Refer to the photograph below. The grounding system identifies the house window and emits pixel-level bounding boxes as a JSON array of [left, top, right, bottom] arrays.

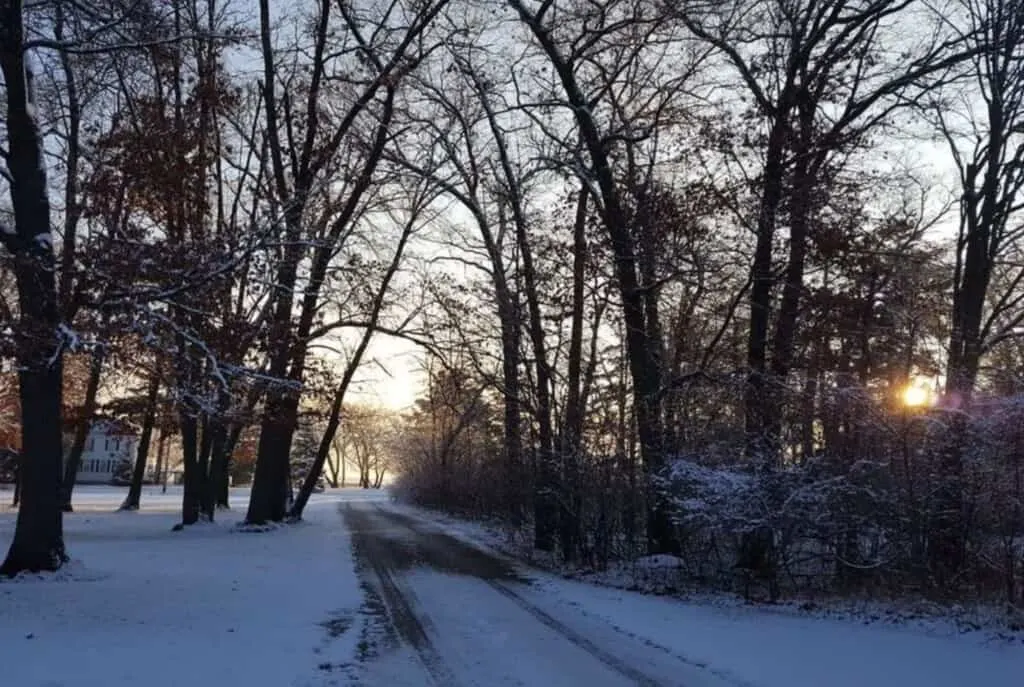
[[87, 438, 94, 451]]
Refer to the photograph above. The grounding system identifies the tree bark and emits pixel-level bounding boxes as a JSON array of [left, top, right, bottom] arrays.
[[201, 420, 227, 520], [766, 112, 816, 460], [745, 118, 788, 465], [153, 428, 168, 488], [61, 346, 104, 511], [559, 189, 589, 560], [0, 0, 67, 576], [12, 454, 22, 507], [120, 373, 161, 511], [498, 294, 524, 518], [177, 409, 201, 527], [207, 421, 231, 511]]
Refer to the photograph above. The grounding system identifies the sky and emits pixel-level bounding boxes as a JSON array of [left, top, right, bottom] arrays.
[[341, 334, 424, 411]]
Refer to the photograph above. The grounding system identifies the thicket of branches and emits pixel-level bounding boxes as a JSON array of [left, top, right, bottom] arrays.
[[387, 0, 1024, 604], [1, 0, 1023, 604]]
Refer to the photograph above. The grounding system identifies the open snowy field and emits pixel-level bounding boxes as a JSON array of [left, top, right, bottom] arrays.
[[0, 486, 383, 687], [2, 486, 1023, 687]]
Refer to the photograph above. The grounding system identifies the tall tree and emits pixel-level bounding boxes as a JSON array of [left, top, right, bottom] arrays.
[[940, 0, 1024, 400], [244, 0, 450, 525], [507, 0, 692, 553], [930, 0, 1024, 584], [679, 0, 973, 463], [0, 0, 68, 575]]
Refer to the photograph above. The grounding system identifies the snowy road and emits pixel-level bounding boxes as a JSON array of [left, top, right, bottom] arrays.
[[343, 501, 732, 687], [4, 488, 1021, 687]]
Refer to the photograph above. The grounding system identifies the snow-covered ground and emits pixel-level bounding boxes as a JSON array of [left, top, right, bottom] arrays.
[[3, 486, 1023, 687], [0, 486, 384, 687], [386, 500, 1024, 687]]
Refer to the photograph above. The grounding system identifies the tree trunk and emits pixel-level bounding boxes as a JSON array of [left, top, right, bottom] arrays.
[[0, 0, 67, 575], [217, 455, 231, 508], [199, 389, 231, 520], [194, 414, 215, 521], [208, 426, 231, 511], [177, 410, 201, 527], [12, 454, 22, 507], [55, 0, 83, 321], [219, 421, 249, 509], [766, 128, 815, 462], [202, 421, 227, 520], [244, 0, 307, 526], [60, 345, 104, 512], [745, 118, 788, 465], [120, 373, 161, 511], [508, 202, 557, 553], [247, 390, 296, 524], [498, 299, 524, 519], [153, 428, 168, 489], [326, 447, 340, 488], [937, 51, 1012, 581], [291, 384, 343, 520], [559, 188, 589, 561]]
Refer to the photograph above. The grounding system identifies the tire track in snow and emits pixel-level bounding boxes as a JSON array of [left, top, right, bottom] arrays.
[[485, 580, 662, 686], [344, 503, 462, 687], [368, 503, 665, 686]]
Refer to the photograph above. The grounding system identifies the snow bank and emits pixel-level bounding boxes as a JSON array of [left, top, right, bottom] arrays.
[[535, 577, 1024, 687], [0, 487, 367, 687]]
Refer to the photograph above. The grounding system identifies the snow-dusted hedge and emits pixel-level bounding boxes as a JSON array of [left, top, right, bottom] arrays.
[[395, 389, 1024, 604], [659, 400, 1024, 602]]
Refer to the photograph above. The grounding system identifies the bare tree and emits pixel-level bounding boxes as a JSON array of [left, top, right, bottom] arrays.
[[939, 0, 1024, 399], [507, 0, 699, 553], [677, 0, 974, 463], [244, 0, 450, 525], [289, 179, 437, 519], [0, 0, 67, 574], [929, 0, 1024, 583]]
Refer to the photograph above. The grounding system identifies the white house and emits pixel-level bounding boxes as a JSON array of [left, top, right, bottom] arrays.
[[64, 418, 139, 484]]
